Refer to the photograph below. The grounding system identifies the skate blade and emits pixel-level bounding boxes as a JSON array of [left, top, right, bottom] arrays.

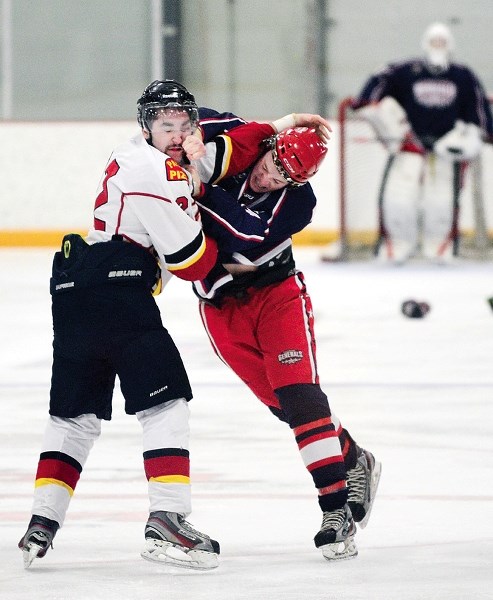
[[22, 543, 44, 569], [358, 460, 382, 529], [141, 540, 219, 571], [320, 535, 358, 562]]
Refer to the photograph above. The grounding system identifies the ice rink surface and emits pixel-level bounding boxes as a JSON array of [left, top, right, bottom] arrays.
[[1, 247, 492, 600]]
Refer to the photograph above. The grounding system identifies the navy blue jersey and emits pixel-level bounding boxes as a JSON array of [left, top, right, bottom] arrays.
[[193, 108, 317, 302], [193, 173, 316, 301], [353, 59, 493, 148], [198, 108, 246, 139], [197, 109, 276, 184]]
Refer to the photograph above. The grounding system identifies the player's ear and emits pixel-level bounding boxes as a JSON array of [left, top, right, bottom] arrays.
[[143, 129, 151, 140]]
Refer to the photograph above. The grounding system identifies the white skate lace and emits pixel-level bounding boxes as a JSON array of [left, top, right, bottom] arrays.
[[320, 507, 346, 531], [347, 462, 367, 503], [179, 517, 210, 540]]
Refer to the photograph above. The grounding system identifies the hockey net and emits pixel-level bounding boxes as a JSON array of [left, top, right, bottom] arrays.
[[328, 96, 493, 261]]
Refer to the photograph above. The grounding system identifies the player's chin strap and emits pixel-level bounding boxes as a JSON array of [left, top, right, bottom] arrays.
[[272, 150, 306, 188]]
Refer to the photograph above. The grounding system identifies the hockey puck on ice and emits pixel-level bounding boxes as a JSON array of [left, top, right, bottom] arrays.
[[401, 299, 431, 319]]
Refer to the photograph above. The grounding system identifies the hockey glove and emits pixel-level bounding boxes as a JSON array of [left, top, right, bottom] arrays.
[[434, 120, 482, 161]]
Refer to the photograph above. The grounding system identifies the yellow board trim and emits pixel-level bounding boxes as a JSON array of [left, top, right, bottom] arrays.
[[149, 475, 190, 484], [292, 228, 489, 246], [1, 229, 339, 248], [35, 477, 74, 496], [1, 228, 489, 248], [292, 229, 340, 246], [0, 230, 87, 247]]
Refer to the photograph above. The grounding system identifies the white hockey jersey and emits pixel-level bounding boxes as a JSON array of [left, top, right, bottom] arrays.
[[86, 133, 217, 283]]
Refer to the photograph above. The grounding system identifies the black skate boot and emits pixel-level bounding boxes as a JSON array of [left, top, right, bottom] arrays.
[[314, 504, 357, 561], [18, 515, 59, 568], [141, 511, 220, 570], [347, 448, 382, 528]]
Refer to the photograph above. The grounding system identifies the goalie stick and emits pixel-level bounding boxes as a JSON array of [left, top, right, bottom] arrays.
[[373, 154, 395, 256], [452, 160, 461, 256]]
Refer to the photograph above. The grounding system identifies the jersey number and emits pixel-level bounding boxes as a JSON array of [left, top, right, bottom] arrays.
[[94, 159, 120, 231], [176, 196, 189, 211]]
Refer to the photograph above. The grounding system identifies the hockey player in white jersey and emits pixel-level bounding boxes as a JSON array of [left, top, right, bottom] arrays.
[[353, 22, 493, 263], [18, 80, 221, 570]]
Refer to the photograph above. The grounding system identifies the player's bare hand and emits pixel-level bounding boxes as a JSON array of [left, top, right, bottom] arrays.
[[182, 163, 203, 197], [183, 135, 206, 161], [293, 113, 332, 143]]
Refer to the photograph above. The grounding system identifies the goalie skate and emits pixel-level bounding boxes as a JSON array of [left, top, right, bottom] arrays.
[[314, 504, 357, 561], [347, 448, 382, 529], [141, 511, 219, 571]]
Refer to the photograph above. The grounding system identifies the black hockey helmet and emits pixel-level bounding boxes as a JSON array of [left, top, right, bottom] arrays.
[[137, 79, 199, 131]]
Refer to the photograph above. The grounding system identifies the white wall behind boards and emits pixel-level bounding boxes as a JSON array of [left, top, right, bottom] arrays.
[[0, 121, 487, 245], [0, 121, 339, 241], [0, 122, 137, 231]]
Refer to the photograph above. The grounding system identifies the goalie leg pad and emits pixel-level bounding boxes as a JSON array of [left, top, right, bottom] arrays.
[[379, 152, 424, 262], [421, 155, 459, 260]]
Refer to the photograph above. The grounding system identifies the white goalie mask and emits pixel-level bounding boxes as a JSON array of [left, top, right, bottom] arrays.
[[421, 22, 454, 74]]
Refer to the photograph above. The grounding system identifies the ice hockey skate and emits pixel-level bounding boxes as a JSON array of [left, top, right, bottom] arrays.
[[141, 511, 220, 570], [18, 515, 59, 568], [347, 448, 382, 529], [314, 504, 357, 561]]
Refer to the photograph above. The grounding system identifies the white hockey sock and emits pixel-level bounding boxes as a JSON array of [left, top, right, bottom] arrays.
[[137, 399, 192, 516], [32, 414, 101, 526]]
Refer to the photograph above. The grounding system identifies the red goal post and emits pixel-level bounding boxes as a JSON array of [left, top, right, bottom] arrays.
[[336, 95, 493, 260]]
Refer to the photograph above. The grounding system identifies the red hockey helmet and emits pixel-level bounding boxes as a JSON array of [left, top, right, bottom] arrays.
[[270, 127, 328, 186]]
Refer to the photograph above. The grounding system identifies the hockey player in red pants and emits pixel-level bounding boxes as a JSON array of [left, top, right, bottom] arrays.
[[186, 120, 382, 560]]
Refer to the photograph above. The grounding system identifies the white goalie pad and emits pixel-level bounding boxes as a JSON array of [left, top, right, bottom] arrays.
[[434, 120, 483, 161], [355, 97, 410, 154], [378, 152, 423, 263]]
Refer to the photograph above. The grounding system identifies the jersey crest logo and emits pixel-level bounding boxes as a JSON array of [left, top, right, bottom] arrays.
[[413, 80, 457, 108], [278, 349, 303, 365], [165, 158, 188, 182]]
